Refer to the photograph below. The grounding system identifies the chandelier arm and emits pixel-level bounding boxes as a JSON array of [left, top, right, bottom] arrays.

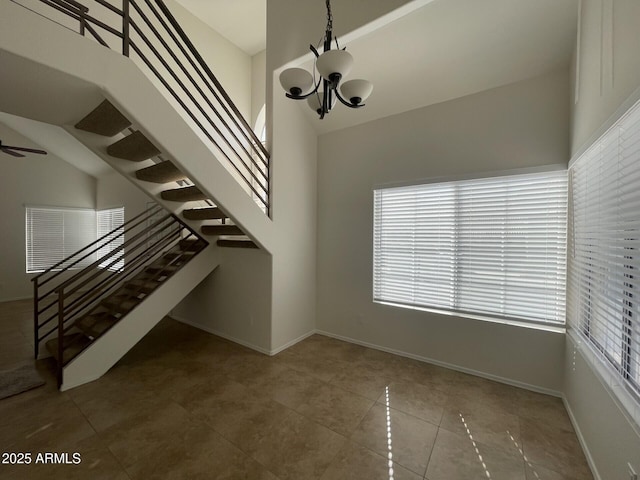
[[334, 88, 365, 109], [309, 44, 320, 58], [284, 77, 321, 100]]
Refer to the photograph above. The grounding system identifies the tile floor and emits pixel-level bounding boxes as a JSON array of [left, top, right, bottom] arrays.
[[0, 299, 593, 479]]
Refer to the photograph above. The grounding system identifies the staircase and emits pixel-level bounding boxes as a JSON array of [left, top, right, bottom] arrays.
[[4, 0, 277, 389], [73, 99, 259, 249]]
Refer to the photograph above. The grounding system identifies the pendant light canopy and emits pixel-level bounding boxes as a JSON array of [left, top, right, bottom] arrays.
[[278, 0, 373, 119]]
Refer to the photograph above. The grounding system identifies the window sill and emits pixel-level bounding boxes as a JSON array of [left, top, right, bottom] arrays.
[[374, 300, 566, 334]]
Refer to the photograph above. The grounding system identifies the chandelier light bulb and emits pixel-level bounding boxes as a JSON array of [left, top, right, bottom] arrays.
[[279, 0, 371, 118], [316, 50, 353, 86], [340, 79, 373, 105], [279, 68, 314, 96]]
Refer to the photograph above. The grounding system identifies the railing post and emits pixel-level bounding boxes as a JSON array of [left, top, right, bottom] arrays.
[[78, 4, 88, 36], [33, 278, 39, 359], [122, 0, 130, 57], [57, 288, 64, 389]]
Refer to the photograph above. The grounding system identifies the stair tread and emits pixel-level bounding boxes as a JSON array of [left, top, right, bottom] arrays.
[[136, 160, 187, 184], [183, 207, 227, 220], [179, 238, 207, 251], [107, 130, 161, 162], [75, 313, 118, 339], [161, 186, 208, 202], [201, 224, 244, 236], [75, 100, 131, 137], [45, 333, 92, 364], [101, 294, 142, 313], [217, 238, 258, 249]]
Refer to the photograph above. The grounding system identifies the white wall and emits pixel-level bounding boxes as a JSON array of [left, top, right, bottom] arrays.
[[571, 0, 640, 154], [0, 122, 96, 301], [164, 0, 252, 121], [172, 248, 273, 353], [96, 170, 150, 220], [316, 68, 570, 392], [267, 0, 414, 72], [268, 92, 318, 351], [251, 49, 266, 131], [565, 1, 640, 478]]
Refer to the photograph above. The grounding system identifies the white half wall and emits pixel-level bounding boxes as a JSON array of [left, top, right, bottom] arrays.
[[0, 122, 96, 302], [317, 68, 570, 392]]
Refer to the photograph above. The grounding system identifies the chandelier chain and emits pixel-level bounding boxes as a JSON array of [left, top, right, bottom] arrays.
[[325, 0, 333, 34]]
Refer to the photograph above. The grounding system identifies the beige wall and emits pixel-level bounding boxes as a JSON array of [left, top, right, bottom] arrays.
[[251, 49, 266, 131], [0, 122, 96, 301], [172, 248, 273, 353], [565, 1, 640, 478], [96, 170, 150, 221], [316, 68, 570, 392], [571, 0, 640, 154]]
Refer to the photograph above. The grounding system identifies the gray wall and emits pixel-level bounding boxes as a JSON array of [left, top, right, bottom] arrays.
[[0, 122, 96, 301], [317, 68, 570, 392]]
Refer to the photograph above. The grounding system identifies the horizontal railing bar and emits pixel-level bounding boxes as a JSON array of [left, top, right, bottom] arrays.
[[93, 0, 124, 16], [138, 0, 269, 172], [60, 227, 183, 316], [33, 204, 162, 283], [82, 15, 123, 39], [60, 228, 194, 326], [129, 43, 268, 204], [26, 0, 271, 215], [131, 2, 268, 181], [53, 212, 173, 293], [152, 0, 270, 163], [37, 213, 166, 302], [39, 0, 82, 20], [128, 21, 268, 194], [60, 227, 183, 323]]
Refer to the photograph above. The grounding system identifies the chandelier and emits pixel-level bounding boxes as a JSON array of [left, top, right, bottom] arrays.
[[279, 0, 373, 119]]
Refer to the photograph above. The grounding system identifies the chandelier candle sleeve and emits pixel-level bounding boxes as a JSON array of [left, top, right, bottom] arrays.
[[278, 0, 373, 119]]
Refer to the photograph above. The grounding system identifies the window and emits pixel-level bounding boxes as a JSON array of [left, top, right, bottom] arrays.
[[97, 207, 125, 271], [568, 99, 640, 400], [373, 170, 568, 326], [25, 206, 97, 273]]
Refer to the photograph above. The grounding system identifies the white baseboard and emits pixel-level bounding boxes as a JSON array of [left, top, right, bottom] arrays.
[[170, 315, 272, 355], [315, 329, 563, 398], [562, 395, 601, 480], [169, 315, 315, 356], [270, 330, 316, 356]]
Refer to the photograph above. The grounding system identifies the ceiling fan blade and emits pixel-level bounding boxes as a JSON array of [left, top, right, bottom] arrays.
[[2, 145, 47, 155], [0, 147, 25, 158]]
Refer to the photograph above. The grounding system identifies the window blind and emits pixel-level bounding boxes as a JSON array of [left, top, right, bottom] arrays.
[[568, 99, 640, 398], [25, 206, 97, 273], [373, 170, 568, 325], [97, 207, 125, 271]]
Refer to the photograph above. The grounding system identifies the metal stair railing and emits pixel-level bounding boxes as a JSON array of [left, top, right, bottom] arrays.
[[11, 0, 271, 216], [31, 204, 208, 387]]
